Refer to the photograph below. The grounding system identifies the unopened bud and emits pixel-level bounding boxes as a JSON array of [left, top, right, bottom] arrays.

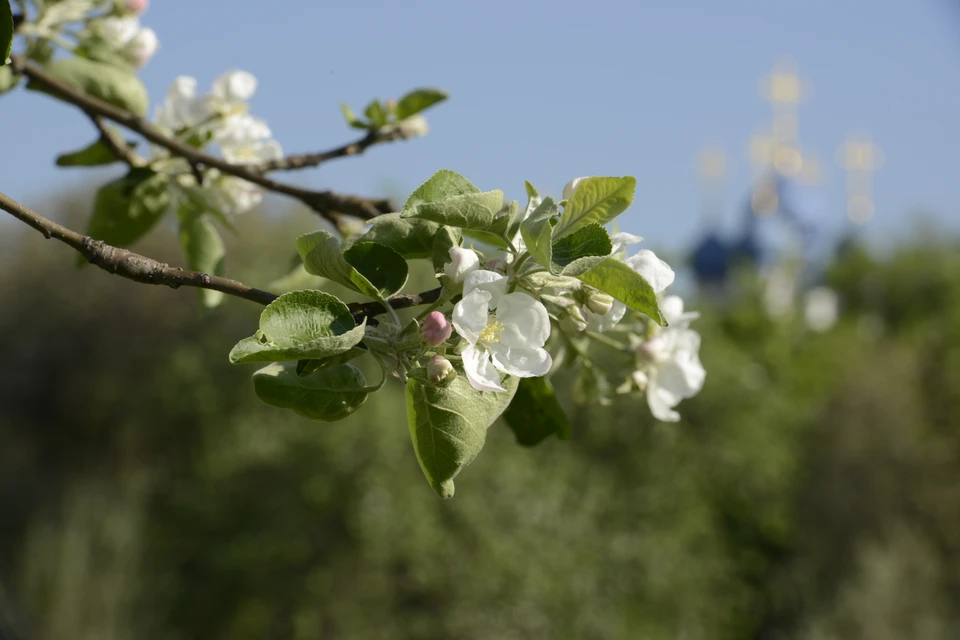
[[585, 292, 615, 316], [562, 176, 590, 201], [427, 355, 456, 385], [421, 311, 452, 346], [385, 98, 397, 112], [123, 0, 149, 14], [443, 246, 480, 283]]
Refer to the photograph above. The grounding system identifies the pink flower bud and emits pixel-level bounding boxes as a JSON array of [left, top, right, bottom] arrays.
[[421, 311, 452, 346], [124, 0, 149, 14], [427, 355, 456, 385]]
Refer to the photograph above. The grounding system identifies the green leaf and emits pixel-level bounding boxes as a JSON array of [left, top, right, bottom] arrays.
[[296, 345, 367, 377], [74, 35, 137, 70], [406, 366, 518, 498], [339, 103, 369, 130], [491, 200, 517, 239], [401, 190, 505, 231], [56, 133, 137, 167], [177, 206, 226, 309], [252, 363, 370, 423], [431, 226, 461, 271], [297, 230, 408, 298], [503, 377, 572, 446], [27, 56, 149, 116], [520, 196, 559, 271], [403, 169, 480, 210], [551, 223, 612, 276], [82, 168, 170, 261], [0, 1, 13, 65], [229, 290, 366, 364], [353, 213, 439, 260], [343, 242, 408, 297], [507, 180, 540, 241], [555, 176, 636, 239], [576, 258, 666, 326], [364, 99, 388, 128], [394, 88, 448, 120]]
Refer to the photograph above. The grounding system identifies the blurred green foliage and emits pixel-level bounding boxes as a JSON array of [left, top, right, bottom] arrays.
[[2, 196, 960, 639]]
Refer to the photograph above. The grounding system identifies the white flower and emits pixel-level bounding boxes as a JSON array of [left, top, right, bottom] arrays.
[[804, 286, 839, 332], [443, 246, 480, 283], [452, 271, 552, 392], [216, 112, 282, 165], [207, 172, 264, 215], [634, 296, 705, 422], [153, 76, 212, 132], [127, 27, 158, 67], [212, 70, 258, 105]]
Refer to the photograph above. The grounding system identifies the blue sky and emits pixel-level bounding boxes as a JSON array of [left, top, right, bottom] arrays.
[[3, 0, 959, 252]]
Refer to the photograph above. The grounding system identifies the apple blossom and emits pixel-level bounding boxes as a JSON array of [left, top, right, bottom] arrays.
[[452, 271, 552, 392], [443, 246, 480, 283], [633, 296, 705, 422], [212, 70, 258, 106]]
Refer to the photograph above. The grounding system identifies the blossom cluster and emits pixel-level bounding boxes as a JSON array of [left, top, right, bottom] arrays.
[[153, 71, 283, 215], [25, 0, 158, 67], [419, 176, 707, 422]]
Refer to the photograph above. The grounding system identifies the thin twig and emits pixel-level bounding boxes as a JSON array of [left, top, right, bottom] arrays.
[[347, 288, 444, 320], [1, 190, 444, 320], [252, 129, 405, 173], [0, 190, 280, 305], [9, 55, 395, 222], [87, 114, 141, 167]]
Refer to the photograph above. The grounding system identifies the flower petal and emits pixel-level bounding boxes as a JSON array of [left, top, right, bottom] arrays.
[[451, 289, 491, 345], [609, 232, 644, 255], [646, 378, 681, 422], [212, 70, 257, 102], [625, 250, 675, 293], [462, 345, 506, 392], [463, 270, 507, 308], [660, 295, 700, 327], [496, 292, 551, 349], [489, 344, 552, 378]]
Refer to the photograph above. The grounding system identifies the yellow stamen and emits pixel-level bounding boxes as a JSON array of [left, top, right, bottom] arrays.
[[478, 319, 505, 344]]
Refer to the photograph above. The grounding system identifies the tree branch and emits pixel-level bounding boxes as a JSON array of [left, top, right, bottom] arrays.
[[9, 55, 395, 223], [0, 190, 279, 306], [253, 129, 406, 173], [88, 114, 141, 167], [346, 288, 443, 320], [1, 190, 444, 321]]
